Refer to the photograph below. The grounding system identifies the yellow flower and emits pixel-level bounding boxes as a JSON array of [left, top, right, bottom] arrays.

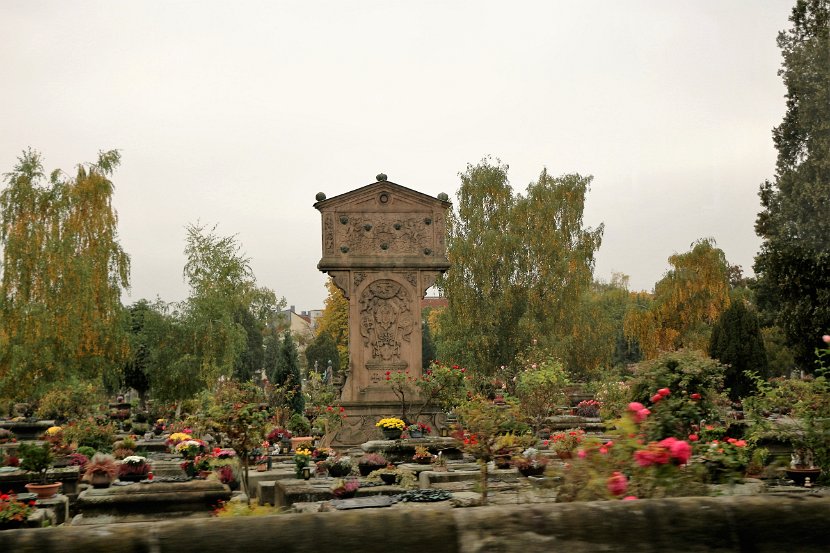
[[168, 432, 192, 444], [375, 417, 405, 430], [46, 426, 62, 436]]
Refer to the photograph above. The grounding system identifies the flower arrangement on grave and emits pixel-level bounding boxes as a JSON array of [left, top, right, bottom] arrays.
[[375, 417, 405, 431], [67, 452, 89, 472], [41, 425, 72, 456], [312, 447, 335, 461], [320, 455, 352, 477], [175, 438, 208, 459], [266, 427, 292, 443], [119, 455, 151, 479], [357, 452, 388, 476], [0, 428, 16, 444], [366, 464, 418, 488], [412, 446, 433, 464], [546, 428, 585, 457], [216, 464, 238, 488], [405, 422, 432, 437], [512, 447, 549, 475], [83, 453, 118, 486], [293, 446, 313, 478], [166, 432, 193, 448], [0, 492, 36, 526], [153, 418, 167, 435], [330, 477, 360, 498], [576, 399, 602, 418]]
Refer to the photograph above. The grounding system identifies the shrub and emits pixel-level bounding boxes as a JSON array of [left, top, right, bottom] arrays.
[[35, 380, 103, 421], [62, 418, 117, 452]]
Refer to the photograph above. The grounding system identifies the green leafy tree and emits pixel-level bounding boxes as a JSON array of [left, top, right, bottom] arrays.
[[421, 318, 437, 369], [275, 331, 304, 414], [709, 301, 769, 400], [0, 149, 130, 399], [624, 238, 731, 359], [175, 223, 282, 393], [124, 301, 153, 408], [316, 279, 349, 371], [438, 158, 603, 376], [754, 0, 830, 371], [233, 306, 264, 382], [305, 331, 339, 378]]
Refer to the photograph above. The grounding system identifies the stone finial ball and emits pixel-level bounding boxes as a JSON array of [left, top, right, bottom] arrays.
[[315, 192, 326, 201], [437, 192, 449, 201], [376, 173, 388, 182]]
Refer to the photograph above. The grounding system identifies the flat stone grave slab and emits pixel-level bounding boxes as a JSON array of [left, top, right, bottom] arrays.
[[73, 478, 230, 525], [0, 419, 56, 440], [274, 478, 405, 507], [330, 495, 400, 510]]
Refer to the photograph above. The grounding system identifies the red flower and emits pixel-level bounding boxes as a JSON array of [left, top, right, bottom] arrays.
[[690, 393, 702, 400], [688, 434, 699, 442], [657, 388, 670, 397], [650, 394, 662, 404], [622, 496, 638, 501]]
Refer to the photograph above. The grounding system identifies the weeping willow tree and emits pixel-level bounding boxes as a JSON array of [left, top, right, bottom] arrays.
[[0, 149, 130, 399]]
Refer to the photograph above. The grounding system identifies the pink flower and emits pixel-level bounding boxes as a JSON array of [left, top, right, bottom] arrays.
[[622, 496, 638, 501], [657, 388, 670, 397], [577, 449, 587, 459], [634, 408, 651, 424], [607, 471, 628, 496], [688, 434, 699, 442], [650, 394, 662, 404], [823, 335, 830, 344], [627, 402, 645, 413], [665, 438, 692, 464]]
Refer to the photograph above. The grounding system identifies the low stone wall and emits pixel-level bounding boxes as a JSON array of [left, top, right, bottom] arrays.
[[1, 494, 828, 552]]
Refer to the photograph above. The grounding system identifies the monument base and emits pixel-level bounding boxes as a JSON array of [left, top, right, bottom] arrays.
[[330, 402, 449, 448]]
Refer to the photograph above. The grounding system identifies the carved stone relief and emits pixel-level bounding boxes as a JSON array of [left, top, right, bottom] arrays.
[[329, 271, 350, 299], [337, 215, 432, 255], [354, 271, 367, 287], [359, 279, 414, 383], [324, 213, 334, 254], [434, 214, 446, 254]]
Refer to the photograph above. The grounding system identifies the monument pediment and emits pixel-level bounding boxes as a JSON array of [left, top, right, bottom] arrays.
[[315, 179, 451, 271]]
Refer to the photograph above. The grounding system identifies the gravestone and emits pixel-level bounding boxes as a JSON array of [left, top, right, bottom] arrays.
[[315, 175, 450, 445]]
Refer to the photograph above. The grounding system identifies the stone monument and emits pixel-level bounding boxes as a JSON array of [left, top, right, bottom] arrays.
[[314, 174, 450, 445]]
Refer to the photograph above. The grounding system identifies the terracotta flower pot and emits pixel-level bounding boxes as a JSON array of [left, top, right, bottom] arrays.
[[25, 482, 61, 499]]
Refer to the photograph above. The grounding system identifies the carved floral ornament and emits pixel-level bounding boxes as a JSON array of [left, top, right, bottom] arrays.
[[359, 279, 413, 369], [336, 214, 435, 256]]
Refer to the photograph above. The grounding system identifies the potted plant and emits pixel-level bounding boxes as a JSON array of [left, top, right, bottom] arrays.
[[119, 455, 151, 482], [375, 417, 405, 440], [267, 427, 293, 452], [357, 452, 388, 476], [18, 442, 60, 499], [293, 445, 313, 479], [320, 455, 352, 478], [547, 428, 586, 459], [431, 451, 449, 472], [83, 453, 119, 488], [412, 446, 433, 465], [330, 477, 360, 499], [405, 422, 432, 439], [512, 447, 549, 477]]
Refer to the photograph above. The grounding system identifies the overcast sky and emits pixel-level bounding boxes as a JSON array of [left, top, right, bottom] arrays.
[[1, 1, 793, 310]]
